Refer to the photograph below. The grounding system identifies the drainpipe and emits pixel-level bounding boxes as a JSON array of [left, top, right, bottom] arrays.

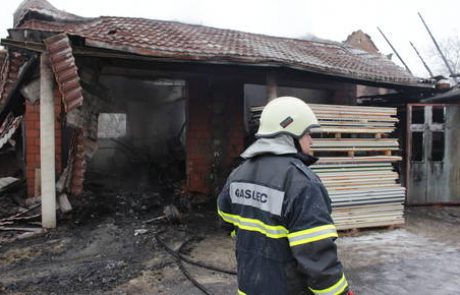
[[40, 52, 56, 228]]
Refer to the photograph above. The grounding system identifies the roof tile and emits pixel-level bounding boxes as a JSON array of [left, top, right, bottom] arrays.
[[44, 33, 83, 112], [16, 13, 421, 86], [0, 51, 27, 107]]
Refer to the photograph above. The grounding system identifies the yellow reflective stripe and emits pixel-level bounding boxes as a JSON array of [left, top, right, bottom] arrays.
[[237, 289, 247, 295], [230, 229, 236, 238], [218, 209, 288, 239], [309, 274, 348, 295], [288, 224, 338, 247]]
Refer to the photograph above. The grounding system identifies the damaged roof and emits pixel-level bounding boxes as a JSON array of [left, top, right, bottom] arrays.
[[0, 51, 28, 108], [8, 0, 427, 88]]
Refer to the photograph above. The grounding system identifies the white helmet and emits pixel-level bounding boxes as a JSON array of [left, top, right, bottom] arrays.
[[256, 96, 320, 138]]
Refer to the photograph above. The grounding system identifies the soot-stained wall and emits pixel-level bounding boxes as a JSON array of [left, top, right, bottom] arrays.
[[86, 76, 186, 190]]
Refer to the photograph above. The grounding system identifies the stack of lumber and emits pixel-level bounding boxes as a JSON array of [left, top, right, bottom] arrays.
[[250, 103, 405, 230]]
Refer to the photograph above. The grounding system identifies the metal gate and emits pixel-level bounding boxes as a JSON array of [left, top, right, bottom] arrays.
[[406, 103, 460, 204]]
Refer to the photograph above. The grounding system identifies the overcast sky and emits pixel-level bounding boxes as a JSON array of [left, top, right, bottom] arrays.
[[1, 0, 459, 77]]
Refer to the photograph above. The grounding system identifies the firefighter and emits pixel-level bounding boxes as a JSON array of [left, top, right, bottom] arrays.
[[217, 96, 352, 295]]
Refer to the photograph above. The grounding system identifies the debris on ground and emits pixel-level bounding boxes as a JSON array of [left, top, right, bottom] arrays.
[[0, 183, 44, 243], [1, 178, 460, 294]]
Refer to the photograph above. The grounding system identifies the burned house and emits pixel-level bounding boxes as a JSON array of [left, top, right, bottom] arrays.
[[3, 0, 457, 228]]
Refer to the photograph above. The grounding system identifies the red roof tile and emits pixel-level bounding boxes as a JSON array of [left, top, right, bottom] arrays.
[[0, 51, 27, 107], [13, 1, 424, 87], [44, 33, 84, 112]]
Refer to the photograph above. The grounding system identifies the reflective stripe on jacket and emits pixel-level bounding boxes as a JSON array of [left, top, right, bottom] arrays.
[[217, 153, 348, 295]]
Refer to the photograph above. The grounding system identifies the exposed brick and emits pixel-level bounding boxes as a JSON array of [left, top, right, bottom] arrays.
[[185, 78, 244, 196], [24, 88, 63, 197]]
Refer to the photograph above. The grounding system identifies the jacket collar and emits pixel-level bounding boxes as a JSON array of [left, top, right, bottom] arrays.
[[240, 135, 297, 159], [240, 135, 318, 167], [293, 152, 318, 166]]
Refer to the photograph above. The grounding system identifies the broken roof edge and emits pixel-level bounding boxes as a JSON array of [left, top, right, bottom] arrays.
[[1, 36, 434, 91], [0, 55, 37, 125], [11, 11, 429, 88], [83, 38, 434, 90]]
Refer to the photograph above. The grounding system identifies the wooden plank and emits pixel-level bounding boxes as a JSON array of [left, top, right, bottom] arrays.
[[251, 103, 397, 114], [311, 127, 395, 134], [334, 212, 404, 222], [312, 163, 393, 169], [330, 194, 406, 201], [327, 183, 403, 191], [336, 219, 405, 230], [0, 177, 20, 191], [318, 121, 396, 127], [313, 138, 398, 143], [332, 195, 405, 203], [314, 167, 391, 173], [322, 179, 397, 185], [317, 156, 402, 163], [251, 113, 398, 123], [323, 175, 398, 182], [312, 147, 399, 151], [329, 187, 405, 195], [0, 227, 43, 232], [34, 168, 41, 198], [313, 116, 398, 122], [333, 204, 404, 216], [316, 171, 398, 177]]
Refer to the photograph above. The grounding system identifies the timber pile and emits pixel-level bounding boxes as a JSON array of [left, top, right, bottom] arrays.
[[250, 103, 405, 230]]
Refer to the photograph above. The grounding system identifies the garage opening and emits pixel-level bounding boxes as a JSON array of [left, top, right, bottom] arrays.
[[85, 77, 187, 192]]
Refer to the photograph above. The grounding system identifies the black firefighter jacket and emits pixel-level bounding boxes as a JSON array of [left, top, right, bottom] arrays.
[[217, 153, 349, 295]]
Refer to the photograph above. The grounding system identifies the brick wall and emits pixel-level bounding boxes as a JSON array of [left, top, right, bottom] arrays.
[[25, 100, 40, 198], [186, 78, 213, 194], [210, 79, 244, 191], [344, 30, 379, 54], [24, 89, 63, 198], [186, 78, 245, 195]]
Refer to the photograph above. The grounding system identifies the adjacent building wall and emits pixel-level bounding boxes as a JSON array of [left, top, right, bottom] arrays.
[[344, 30, 392, 99]]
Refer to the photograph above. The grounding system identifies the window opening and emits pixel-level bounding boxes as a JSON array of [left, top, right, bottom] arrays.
[[431, 132, 444, 161], [411, 132, 423, 161], [98, 113, 127, 138], [411, 106, 425, 124], [432, 107, 445, 124]]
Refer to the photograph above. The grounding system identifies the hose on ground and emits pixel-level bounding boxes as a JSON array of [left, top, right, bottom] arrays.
[[154, 231, 236, 295]]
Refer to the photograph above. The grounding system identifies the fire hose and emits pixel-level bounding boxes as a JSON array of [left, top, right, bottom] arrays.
[[154, 231, 236, 295]]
